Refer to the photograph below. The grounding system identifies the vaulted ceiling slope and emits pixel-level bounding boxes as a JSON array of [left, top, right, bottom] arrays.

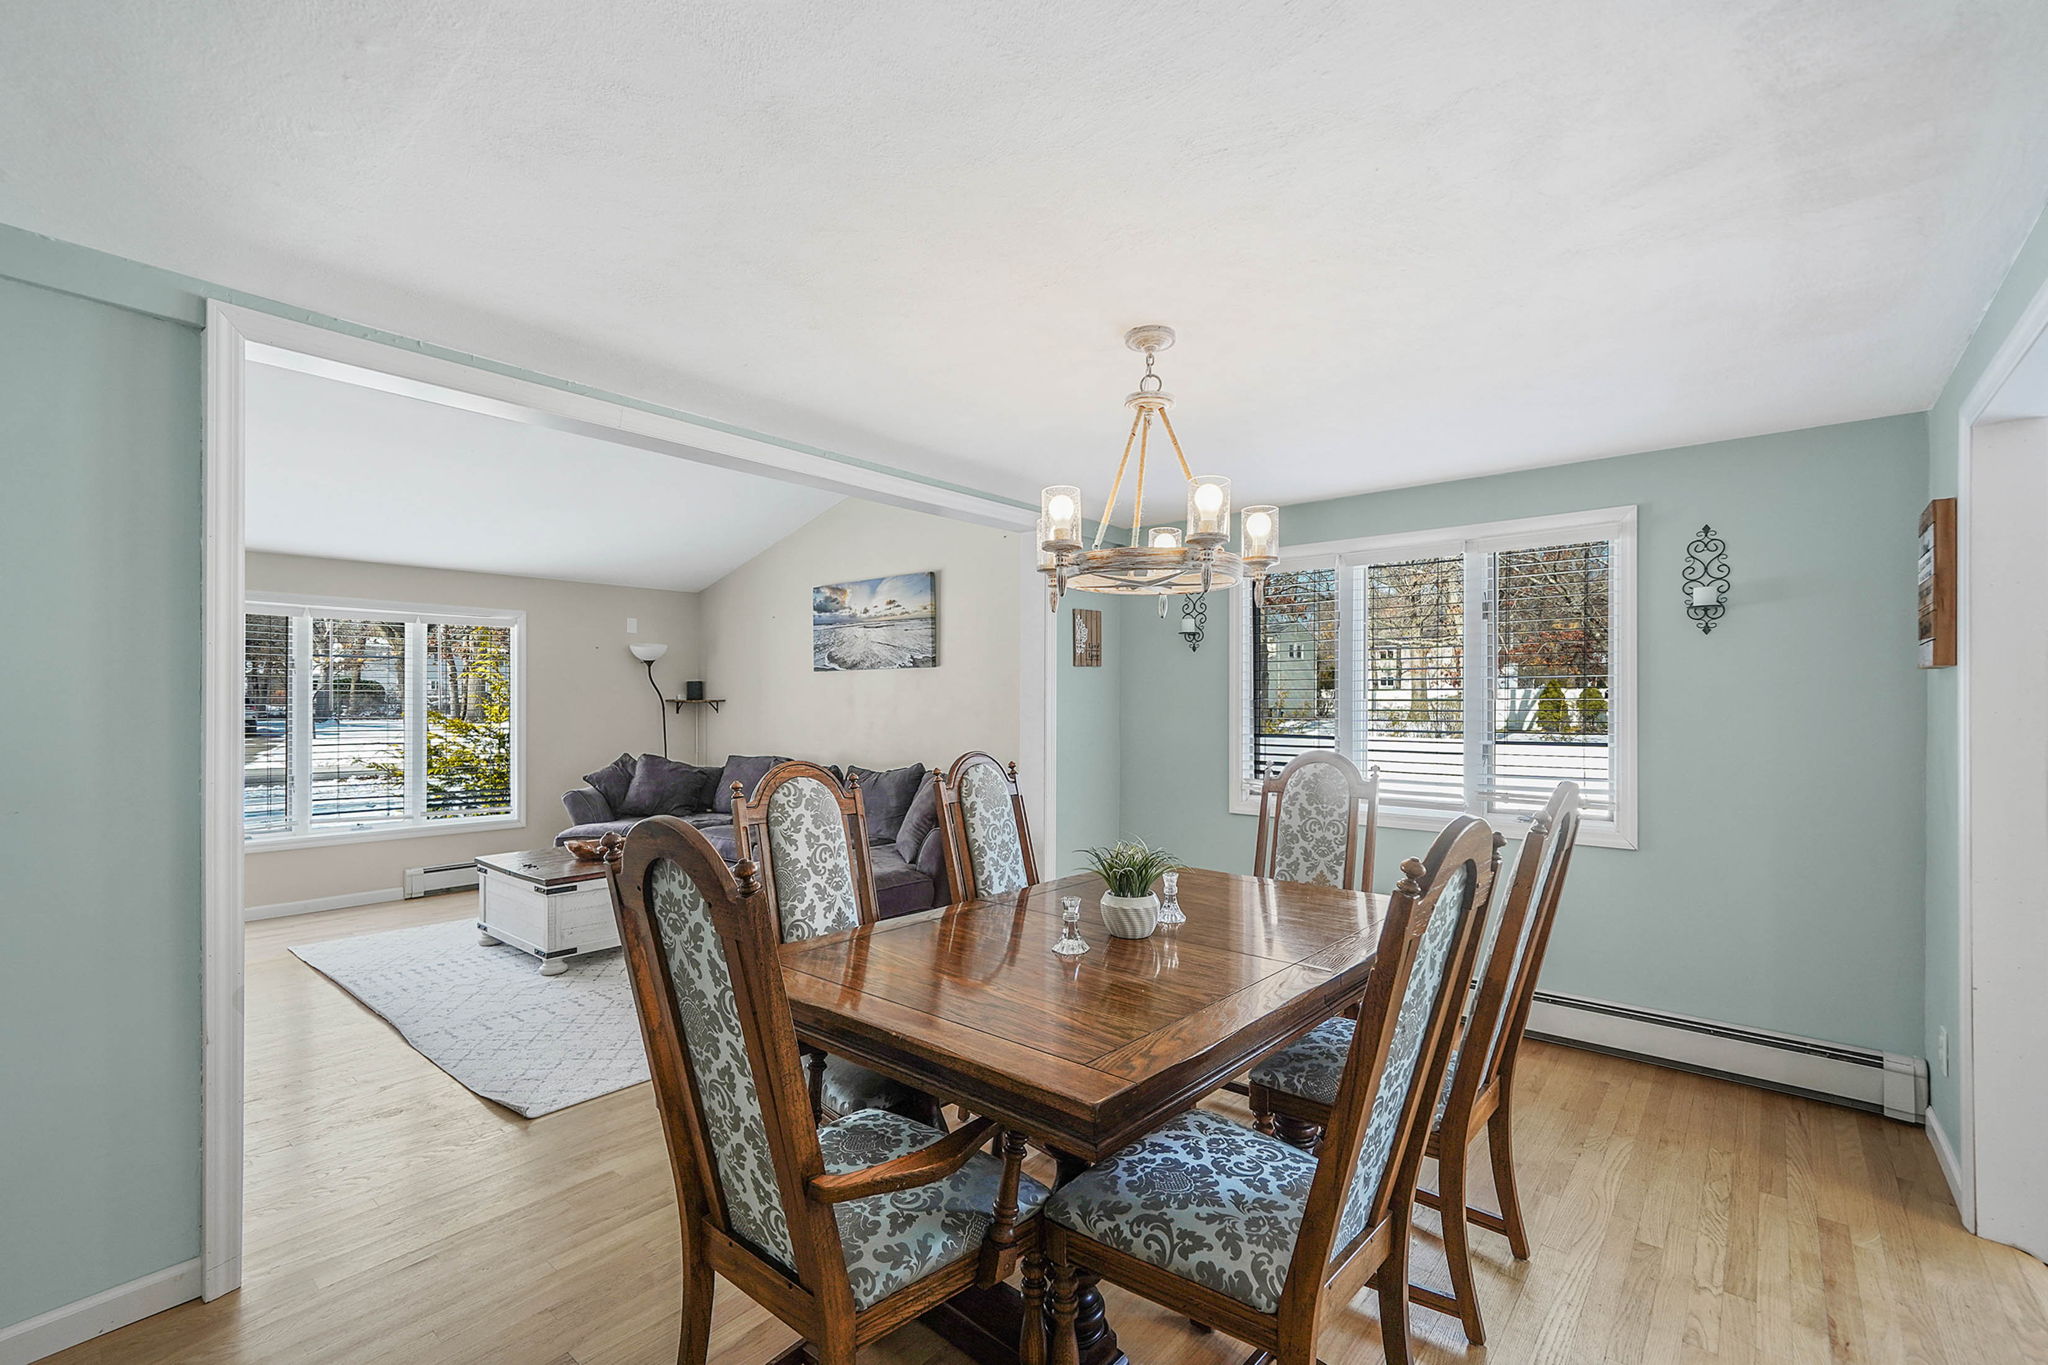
[[246, 361, 842, 592], [5, 2, 2046, 505]]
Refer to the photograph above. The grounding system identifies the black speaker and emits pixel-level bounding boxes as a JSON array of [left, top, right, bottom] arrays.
[[684, 680, 705, 701]]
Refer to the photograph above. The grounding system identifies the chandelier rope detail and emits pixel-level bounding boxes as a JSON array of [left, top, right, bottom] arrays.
[[1039, 325, 1279, 613]]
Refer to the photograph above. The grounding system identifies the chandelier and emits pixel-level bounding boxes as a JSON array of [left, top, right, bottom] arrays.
[[1039, 326, 1279, 613]]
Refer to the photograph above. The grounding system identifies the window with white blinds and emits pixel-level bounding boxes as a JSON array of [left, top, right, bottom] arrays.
[[1233, 507, 1635, 847], [242, 596, 523, 845]]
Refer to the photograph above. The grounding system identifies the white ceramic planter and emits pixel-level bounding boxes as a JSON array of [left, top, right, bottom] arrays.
[[1098, 892, 1161, 939]]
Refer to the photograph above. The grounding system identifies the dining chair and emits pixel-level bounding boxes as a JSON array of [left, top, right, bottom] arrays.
[[606, 820, 1050, 1365], [1044, 816, 1499, 1365], [1252, 750, 1380, 891], [935, 751, 1039, 901], [735, 761, 945, 1128], [1248, 781, 1583, 1345]]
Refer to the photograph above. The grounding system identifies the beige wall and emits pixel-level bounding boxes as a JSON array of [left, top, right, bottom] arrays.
[[243, 553, 700, 910], [699, 499, 1023, 771]]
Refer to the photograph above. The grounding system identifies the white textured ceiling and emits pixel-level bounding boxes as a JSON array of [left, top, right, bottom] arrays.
[[7, 2, 2048, 506], [245, 360, 841, 591]]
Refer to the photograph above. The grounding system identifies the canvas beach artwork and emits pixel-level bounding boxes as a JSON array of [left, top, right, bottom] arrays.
[[812, 572, 937, 671]]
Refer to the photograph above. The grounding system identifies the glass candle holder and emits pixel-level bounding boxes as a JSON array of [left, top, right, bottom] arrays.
[[1186, 475, 1231, 540], [1157, 870, 1185, 925], [1052, 895, 1089, 956], [1040, 485, 1083, 546], [1241, 505, 1280, 562], [1147, 525, 1183, 550]]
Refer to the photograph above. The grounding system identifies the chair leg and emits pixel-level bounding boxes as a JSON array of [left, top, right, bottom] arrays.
[[1019, 1252, 1049, 1365], [803, 1047, 827, 1124], [1050, 1259, 1081, 1365], [1487, 1102, 1531, 1260], [1429, 1133, 1487, 1345], [1376, 1208, 1415, 1365], [675, 1242, 714, 1365]]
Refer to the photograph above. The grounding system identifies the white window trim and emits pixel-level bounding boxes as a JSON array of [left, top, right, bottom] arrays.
[[1229, 505, 1637, 850], [242, 592, 527, 848]]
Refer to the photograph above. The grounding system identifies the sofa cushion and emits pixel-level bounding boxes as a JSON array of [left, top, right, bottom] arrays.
[[869, 845, 936, 919], [714, 754, 788, 814], [893, 772, 941, 863], [621, 753, 719, 817], [849, 762, 925, 843], [582, 753, 637, 812], [555, 818, 638, 845], [699, 822, 740, 863]]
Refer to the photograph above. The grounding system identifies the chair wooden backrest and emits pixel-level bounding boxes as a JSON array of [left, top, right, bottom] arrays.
[[1457, 781, 1582, 1105], [607, 819, 1023, 1356], [733, 761, 878, 941], [1252, 751, 1379, 891], [935, 752, 1039, 900], [1280, 815, 1498, 1310], [609, 818, 862, 1317]]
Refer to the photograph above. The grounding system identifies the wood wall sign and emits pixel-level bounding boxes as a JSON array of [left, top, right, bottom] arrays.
[[1919, 498, 1956, 669], [1072, 608, 1103, 667]]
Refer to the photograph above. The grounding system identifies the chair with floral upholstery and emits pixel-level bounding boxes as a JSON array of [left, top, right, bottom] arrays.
[[735, 761, 946, 1128], [1248, 781, 1581, 1346], [935, 752, 1039, 901], [1252, 750, 1379, 891], [606, 819, 1050, 1365], [1043, 816, 1499, 1365]]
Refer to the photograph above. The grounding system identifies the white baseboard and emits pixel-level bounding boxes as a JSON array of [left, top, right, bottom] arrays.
[[0, 1258, 201, 1365], [1924, 1105, 1974, 1229], [243, 887, 402, 921], [1526, 991, 1928, 1123]]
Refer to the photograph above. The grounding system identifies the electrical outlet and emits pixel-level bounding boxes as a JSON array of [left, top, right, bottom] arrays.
[[1937, 1026, 1949, 1076], [627, 617, 639, 634]]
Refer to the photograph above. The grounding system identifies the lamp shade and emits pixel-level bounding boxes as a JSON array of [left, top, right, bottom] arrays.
[[628, 642, 669, 662]]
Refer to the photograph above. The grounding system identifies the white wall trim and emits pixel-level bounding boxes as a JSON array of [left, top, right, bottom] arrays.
[[200, 302, 247, 1302], [1527, 991, 1927, 1122], [242, 887, 404, 922], [0, 1258, 201, 1365], [1926, 1104, 1969, 1223], [201, 301, 1049, 1306], [1947, 257, 2048, 1238]]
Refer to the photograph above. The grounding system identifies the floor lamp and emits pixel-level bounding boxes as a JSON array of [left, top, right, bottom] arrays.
[[629, 642, 669, 756]]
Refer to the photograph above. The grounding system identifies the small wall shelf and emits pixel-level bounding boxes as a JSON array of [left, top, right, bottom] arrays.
[[666, 697, 726, 713]]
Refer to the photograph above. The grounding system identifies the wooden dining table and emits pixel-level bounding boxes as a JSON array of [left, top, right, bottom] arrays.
[[779, 867, 1389, 1365]]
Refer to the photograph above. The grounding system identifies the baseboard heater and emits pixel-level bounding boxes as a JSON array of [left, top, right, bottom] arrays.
[[403, 861, 481, 899], [1525, 990, 1927, 1124]]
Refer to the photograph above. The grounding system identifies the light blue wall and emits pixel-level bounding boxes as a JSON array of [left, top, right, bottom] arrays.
[[1055, 597, 1123, 875], [0, 273, 204, 1326], [1115, 416, 1929, 1056], [1922, 206, 2048, 1139]]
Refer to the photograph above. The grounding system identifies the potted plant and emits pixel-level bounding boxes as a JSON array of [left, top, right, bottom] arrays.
[[1079, 840, 1181, 939]]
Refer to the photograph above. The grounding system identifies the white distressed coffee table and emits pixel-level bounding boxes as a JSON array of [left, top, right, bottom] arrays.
[[474, 847, 620, 975]]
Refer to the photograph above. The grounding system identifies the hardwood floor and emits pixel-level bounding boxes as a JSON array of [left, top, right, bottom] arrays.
[[50, 897, 2048, 1364]]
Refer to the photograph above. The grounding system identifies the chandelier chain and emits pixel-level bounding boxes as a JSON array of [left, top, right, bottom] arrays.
[[1093, 407, 1143, 548], [1131, 409, 1151, 539]]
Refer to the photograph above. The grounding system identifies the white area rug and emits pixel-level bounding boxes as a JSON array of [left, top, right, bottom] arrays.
[[291, 919, 648, 1117]]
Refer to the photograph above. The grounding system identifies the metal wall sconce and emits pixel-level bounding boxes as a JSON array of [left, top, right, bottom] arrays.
[[1177, 594, 1207, 651], [1683, 525, 1730, 633]]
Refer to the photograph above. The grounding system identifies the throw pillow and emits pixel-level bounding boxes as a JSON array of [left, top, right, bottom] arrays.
[[621, 754, 720, 817], [583, 753, 637, 813], [713, 754, 789, 813], [894, 771, 942, 863], [850, 762, 926, 844]]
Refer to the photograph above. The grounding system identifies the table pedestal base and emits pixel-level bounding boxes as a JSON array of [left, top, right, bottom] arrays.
[[920, 1282, 1127, 1365]]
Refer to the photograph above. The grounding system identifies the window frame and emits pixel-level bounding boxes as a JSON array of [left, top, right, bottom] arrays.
[[1229, 505, 1637, 849], [243, 591, 527, 850]]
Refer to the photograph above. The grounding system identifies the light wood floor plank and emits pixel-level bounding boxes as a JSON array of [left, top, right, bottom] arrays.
[[44, 897, 2048, 1364]]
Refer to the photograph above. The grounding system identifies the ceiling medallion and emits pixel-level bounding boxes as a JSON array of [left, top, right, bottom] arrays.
[[1039, 326, 1279, 615]]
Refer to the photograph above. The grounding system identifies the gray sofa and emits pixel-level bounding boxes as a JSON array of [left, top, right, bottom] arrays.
[[558, 752, 949, 918]]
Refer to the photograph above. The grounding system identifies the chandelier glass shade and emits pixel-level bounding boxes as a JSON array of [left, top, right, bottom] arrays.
[[1039, 326, 1279, 611]]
